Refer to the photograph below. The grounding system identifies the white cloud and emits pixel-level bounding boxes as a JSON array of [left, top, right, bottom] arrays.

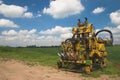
[[36, 14, 41, 17], [2, 29, 36, 36], [19, 29, 37, 35], [0, 29, 37, 47], [37, 36, 45, 40], [23, 12, 34, 18], [40, 26, 72, 34], [93, 27, 120, 45], [39, 26, 73, 46], [0, 3, 34, 18], [60, 33, 72, 39], [43, 0, 84, 18], [92, 7, 105, 14], [104, 26, 120, 34], [110, 10, 120, 25], [101, 9, 120, 45], [95, 29, 101, 33], [2, 30, 17, 36], [36, 35, 62, 46], [0, 26, 73, 47], [104, 25, 120, 45], [2, 24, 119, 46], [28, 29, 36, 34], [0, 4, 27, 18], [0, 19, 19, 28], [19, 30, 29, 35]]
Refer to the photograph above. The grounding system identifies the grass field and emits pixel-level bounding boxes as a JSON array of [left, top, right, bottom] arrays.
[[0, 46, 120, 77], [0, 47, 59, 66]]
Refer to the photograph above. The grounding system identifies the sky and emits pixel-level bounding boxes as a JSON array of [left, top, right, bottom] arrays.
[[0, 0, 120, 47]]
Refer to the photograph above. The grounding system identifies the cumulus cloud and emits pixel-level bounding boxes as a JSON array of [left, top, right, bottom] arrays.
[[37, 36, 62, 46], [110, 10, 120, 25], [0, 4, 27, 18], [43, 0, 84, 18], [0, 3, 34, 18], [102, 9, 120, 45], [104, 25, 120, 45], [0, 31, 57, 47], [23, 12, 34, 18], [94, 9, 120, 45], [0, 26, 73, 47], [2, 30, 17, 36], [40, 26, 72, 34], [39, 26, 73, 46], [39, 26, 73, 45], [28, 29, 37, 34], [104, 26, 120, 34], [0, 29, 37, 47], [39, 26, 72, 46], [60, 33, 72, 39], [92, 7, 105, 14], [18, 29, 37, 35], [0, 19, 19, 28], [2, 29, 37, 36]]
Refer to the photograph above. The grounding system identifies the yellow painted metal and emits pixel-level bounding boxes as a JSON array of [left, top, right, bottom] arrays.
[[59, 18, 113, 73]]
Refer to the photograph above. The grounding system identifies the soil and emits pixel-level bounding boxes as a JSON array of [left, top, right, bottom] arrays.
[[0, 59, 120, 80]]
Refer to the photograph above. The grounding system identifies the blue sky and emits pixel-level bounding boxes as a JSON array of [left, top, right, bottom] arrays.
[[0, 0, 120, 46]]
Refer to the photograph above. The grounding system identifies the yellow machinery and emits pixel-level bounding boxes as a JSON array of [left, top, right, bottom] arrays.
[[57, 18, 113, 74]]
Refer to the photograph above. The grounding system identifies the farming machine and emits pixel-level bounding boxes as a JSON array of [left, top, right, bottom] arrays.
[[57, 18, 113, 74]]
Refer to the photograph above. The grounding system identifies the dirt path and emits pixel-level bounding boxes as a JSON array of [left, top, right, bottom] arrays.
[[0, 60, 119, 80]]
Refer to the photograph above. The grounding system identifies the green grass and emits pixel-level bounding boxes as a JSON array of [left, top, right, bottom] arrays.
[[0, 46, 120, 77], [107, 46, 120, 64], [105, 46, 120, 75], [0, 47, 59, 66]]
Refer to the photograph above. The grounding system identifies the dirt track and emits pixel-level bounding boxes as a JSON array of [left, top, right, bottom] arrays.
[[0, 60, 119, 80]]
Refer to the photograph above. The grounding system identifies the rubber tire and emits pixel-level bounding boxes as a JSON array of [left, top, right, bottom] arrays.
[[57, 62, 62, 69], [84, 65, 91, 74]]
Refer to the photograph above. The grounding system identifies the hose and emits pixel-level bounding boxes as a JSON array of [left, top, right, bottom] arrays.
[[95, 29, 113, 45]]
